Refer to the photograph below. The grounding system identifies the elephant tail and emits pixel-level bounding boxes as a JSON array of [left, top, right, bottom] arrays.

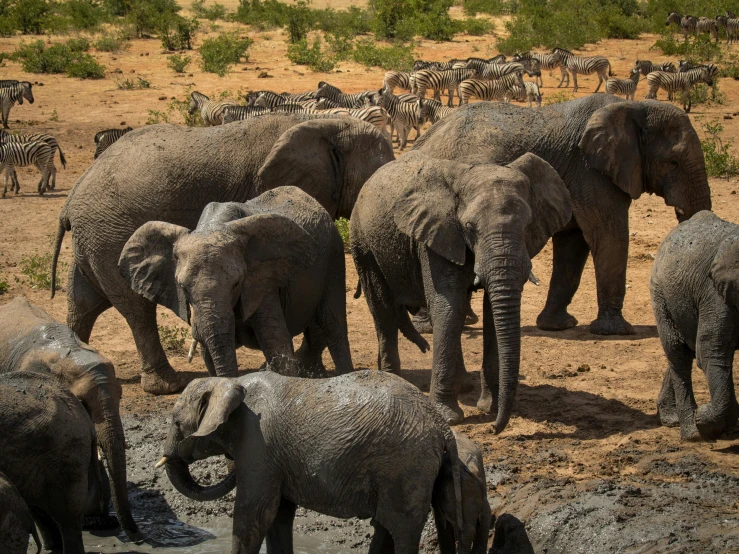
[[354, 279, 362, 299], [50, 214, 68, 299], [399, 308, 430, 353], [444, 429, 466, 553]]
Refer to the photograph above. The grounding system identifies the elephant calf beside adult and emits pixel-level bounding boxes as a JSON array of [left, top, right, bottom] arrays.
[[51, 114, 393, 395], [411, 96, 712, 336]]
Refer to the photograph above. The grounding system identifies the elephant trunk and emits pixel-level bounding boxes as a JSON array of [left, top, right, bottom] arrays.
[[678, 158, 712, 221], [165, 455, 237, 502], [198, 305, 238, 378]]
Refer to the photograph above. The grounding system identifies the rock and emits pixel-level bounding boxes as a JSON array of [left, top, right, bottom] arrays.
[[257, 71, 272, 78], [577, 364, 591, 373], [120, 121, 126, 125], [158, 96, 167, 101], [725, 115, 733, 120]]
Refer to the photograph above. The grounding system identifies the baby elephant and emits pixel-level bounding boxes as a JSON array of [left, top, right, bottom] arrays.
[[433, 430, 491, 554], [0, 470, 40, 554], [120, 186, 352, 378], [651, 211, 739, 440], [158, 370, 464, 554]]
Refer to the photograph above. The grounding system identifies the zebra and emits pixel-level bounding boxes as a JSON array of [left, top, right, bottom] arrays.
[[413, 68, 476, 107], [506, 81, 543, 108], [221, 106, 270, 123], [188, 91, 239, 126], [281, 91, 316, 102], [412, 60, 457, 71], [458, 73, 521, 105], [383, 71, 412, 93], [373, 89, 426, 150], [678, 59, 705, 72], [666, 12, 698, 40], [605, 68, 641, 100], [633, 59, 676, 76], [254, 91, 288, 109], [0, 140, 53, 197], [716, 14, 739, 42], [477, 62, 529, 87], [421, 98, 454, 124], [317, 105, 390, 139], [697, 17, 719, 42], [0, 80, 19, 88], [93, 127, 133, 159], [512, 51, 569, 87], [645, 64, 718, 112], [0, 131, 66, 189], [271, 103, 311, 114], [315, 82, 374, 108], [552, 48, 612, 92], [0, 82, 34, 129], [245, 90, 274, 106]]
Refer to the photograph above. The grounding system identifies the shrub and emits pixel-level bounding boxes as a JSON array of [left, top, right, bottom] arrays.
[[325, 30, 354, 60], [314, 6, 371, 37], [545, 90, 574, 105], [94, 33, 128, 52], [335, 218, 350, 247], [352, 38, 414, 71], [20, 252, 66, 290], [66, 37, 91, 52], [234, 0, 289, 30], [199, 32, 252, 76], [67, 54, 105, 78], [0, 274, 8, 294], [116, 76, 150, 89], [459, 17, 495, 36], [13, 41, 73, 74], [191, 0, 227, 20], [286, 0, 312, 43], [58, 0, 109, 31], [687, 81, 725, 108], [158, 324, 189, 351], [148, 96, 204, 126], [652, 33, 722, 63], [168, 53, 191, 72], [699, 119, 739, 179], [126, 0, 181, 38], [463, 0, 515, 15], [160, 14, 197, 50], [10, 0, 52, 35], [287, 37, 336, 72]]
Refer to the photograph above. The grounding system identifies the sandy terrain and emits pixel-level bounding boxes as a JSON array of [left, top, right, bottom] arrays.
[[2, 7, 739, 552]]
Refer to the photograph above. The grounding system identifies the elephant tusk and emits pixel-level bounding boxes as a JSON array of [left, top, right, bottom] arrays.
[[98, 447, 104, 461], [676, 207, 685, 215], [473, 275, 481, 287], [528, 271, 540, 286], [188, 339, 198, 363], [154, 456, 168, 469]]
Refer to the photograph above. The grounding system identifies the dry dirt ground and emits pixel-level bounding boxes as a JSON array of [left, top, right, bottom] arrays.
[[3, 6, 739, 553]]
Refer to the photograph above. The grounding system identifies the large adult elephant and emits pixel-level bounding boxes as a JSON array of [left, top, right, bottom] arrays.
[[0, 297, 140, 542], [51, 114, 393, 395], [412, 96, 712, 335]]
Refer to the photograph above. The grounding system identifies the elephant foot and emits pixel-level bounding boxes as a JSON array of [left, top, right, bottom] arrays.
[[458, 371, 476, 393], [141, 368, 187, 396], [657, 403, 680, 428], [464, 309, 479, 326], [435, 399, 464, 425], [83, 514, 119, 531], [477, 392, 494, 414], [412, 309, 433, 335], [695, 404, 727, 441], [536, 309, 577, 331], [589, 314, 634, 335]]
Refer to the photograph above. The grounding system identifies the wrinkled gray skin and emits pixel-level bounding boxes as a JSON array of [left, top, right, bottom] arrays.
[[433, 431, 491, 554], [650, 211, 739, 441], [162, 370, 464, 554], [412, 96, 712, 336], [350, 152, 572, 426], [0, 470, 40, 554], [0, 297, 141, 542], [119, 187, 352, 379], [0, 372, 103, 554], [51, 115, 393, 396]]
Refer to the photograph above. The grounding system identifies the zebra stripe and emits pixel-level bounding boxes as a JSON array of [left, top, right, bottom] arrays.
[[383, 71, 412, 93], [316, 106, 390, 138], [413, 68, 476, 107], [188, 91, 238, 126], [458, 74, 520, 104], [0, 82, 34, 129], [422, 98, 454, 123], [0, 140, 53, 197], [94, 127, 133, 159], [646, 64, 718, 112], [0, 80, 19, 88], [271, 103, 311, 114], [552, 48, 612, 92], [245, 90, 273, 106], [374, 90, 425, 150], [281, 91, 315, 102], [715, 15, 739, 42], [605, 69, 640, 100], [513, 51, 569, 87], [696, 17, 719, 41], [506, 81, 543, 108], [254, 91, 287, 109], [1, 131, 66, 189], [666, 12, 698, 39], [477, 62, 529, 85], [315, 82, 374, 108], [634, 59, 676, 76], [412, 60, 457, 71], [221, 106, 270, 123]]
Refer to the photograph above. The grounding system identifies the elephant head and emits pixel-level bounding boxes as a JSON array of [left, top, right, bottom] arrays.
[[160, 378, 244, 501], [119, 208, 318, 377], [257, 119, 395, 219], [579, 100, 711, 221], [394, 153, 572, 432]]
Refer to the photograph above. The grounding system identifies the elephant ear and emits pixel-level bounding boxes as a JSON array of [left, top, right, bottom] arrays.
[[393, 177, 466, 265], [227, 213, 319, 321], [119, 222, 191, 323], [257, 120, 349, 218], [578, 102, 645, 200], [179, 379, 245, 462], [507, 153, 573, 258], [710, 235, 739, 308]]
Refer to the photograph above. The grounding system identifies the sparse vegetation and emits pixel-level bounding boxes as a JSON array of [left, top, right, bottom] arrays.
[[0, 275, 8, 295], [158, 324, 190, 351], [335, 218, 350, 248], [699, 119, 739, 179], [116, 76, 151, 89], [19, 252, 66, 290], [287, 36, 336, 72], [545, 90, 574, 105], [352, 39, 414, 71], [147, 96, 205, 126], [652, 33, 722, 63], [66, 37, 91, 52], [198, 32, 253, 76], [168, 53, 191, 72], [94, 33, 128, 53], [191, 0, 228, 20], [159, 14, 198, 50]]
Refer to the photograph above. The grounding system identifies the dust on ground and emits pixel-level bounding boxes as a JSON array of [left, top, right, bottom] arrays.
[[3, 9, 739, 553]]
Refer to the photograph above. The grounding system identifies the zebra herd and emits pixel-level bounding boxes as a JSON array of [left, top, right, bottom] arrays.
[[666, 11, 739, 43]]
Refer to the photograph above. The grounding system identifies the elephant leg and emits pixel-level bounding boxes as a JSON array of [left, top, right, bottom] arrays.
[[66, 260, 112, 343], [666, 341, 701, 441], [478, 293, 499, 414], [31, 507, 62, 552], [294, 324, 328, 377], [315, 265, 354, 375], [537, 228, 589, 331], [265, 498, 296, 554], [433, 506, 457, 554], [369, 519, 394, 554], [464, 289, 479, 326], [412, 307, 433, 335], [694, 330, 739, 439], [232, 486, 280, 554], [251, 292, 300, 377], [656, 369, 681, 427]]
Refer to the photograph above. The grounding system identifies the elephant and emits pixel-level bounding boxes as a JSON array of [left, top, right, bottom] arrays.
[[0, 372, 104, 554], [650, 210, 739, 441], [0, 297, 141, 541], [411, 95, 712, 336], [50, 114, 393, 395], [0, 470, 40, 554], [119, 187, 352, 378], [157, 370, 464, 554], [350, 151, 572, 426], [433, 430, 491, 554]]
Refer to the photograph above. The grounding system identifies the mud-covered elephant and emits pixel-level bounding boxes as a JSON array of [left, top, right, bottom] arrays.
[[51, 114, 393, 395], [412, 96, 712, 336], [119, 187, 352, 379], [158, 370, 464, 554], [433, 430, 491, 554], [0, 372, 104, 554], [0, 297, 140, 542], [351, 151, 572, 426], [651, 211, 739, 441], [0, 470, 40, 554]]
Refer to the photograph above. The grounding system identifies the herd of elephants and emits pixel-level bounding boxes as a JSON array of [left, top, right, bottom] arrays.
[[0, 82, 738, 554]]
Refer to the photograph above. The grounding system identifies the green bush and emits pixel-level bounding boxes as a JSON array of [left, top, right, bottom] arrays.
[[0, 274, 8, 294], [67, 53, 105, 78], [286, 0, 312, 43], [199, 32, 253, 76], [168, 53, 191, 72], [160, 14, 197, 50], [699, 119, 739, 178], [463, 0, 516, 15], [652, 33, 722, 63], [10, 0, 52, 34], [158, 324, 189, 351], [314, 6, 371, 37], [545, 90, 574, 105], [191, 0, 227, 20], [66, 37, 91, 52], [13, 41, 73, 73], [458, 17, 495, 36], [325, 30, 354, 60], [287, 37, 336, 71], [20, 252, 66, 290], [125, 0, 181, 38], [148, 97, 204, 125], [57, 0, 109, 31], [94, 33, 128, 52], [335, 218, 350, 247], [687, 81, 725, 108], [352, 38, 414, 71], [234, 0, 289, 30], [116, 76, 150, 89]]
